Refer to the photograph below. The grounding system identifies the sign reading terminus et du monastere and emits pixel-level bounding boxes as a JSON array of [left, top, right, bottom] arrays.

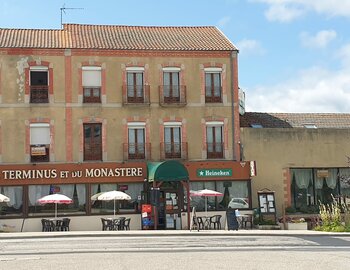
[[1, 167, 144, 180], [196, 169, 232, 177]]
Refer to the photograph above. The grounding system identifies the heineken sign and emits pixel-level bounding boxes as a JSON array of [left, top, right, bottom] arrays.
[[197, 169, 232, 177]]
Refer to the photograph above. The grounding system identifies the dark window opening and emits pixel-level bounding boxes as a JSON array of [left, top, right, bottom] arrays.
[[84, 123, 102, 161], [30, 71, 49, 103]]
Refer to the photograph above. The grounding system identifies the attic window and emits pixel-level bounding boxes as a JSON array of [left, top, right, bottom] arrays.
[[304, 124, 317, 129], [251, 124, 263, 128]]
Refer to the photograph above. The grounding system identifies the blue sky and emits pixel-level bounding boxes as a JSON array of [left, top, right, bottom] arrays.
[[1, 0, 350, 113]]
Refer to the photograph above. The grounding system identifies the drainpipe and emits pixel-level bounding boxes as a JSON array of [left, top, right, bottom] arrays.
[[230, 50, 238, 161]]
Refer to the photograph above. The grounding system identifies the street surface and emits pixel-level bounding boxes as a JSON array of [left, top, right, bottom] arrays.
[[1, 234, 350, 269]]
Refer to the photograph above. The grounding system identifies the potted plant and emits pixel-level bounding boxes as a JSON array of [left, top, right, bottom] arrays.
[[285, 217, 308, 230]]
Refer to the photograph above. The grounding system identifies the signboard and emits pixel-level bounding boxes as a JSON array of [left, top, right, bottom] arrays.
[[0, 162, 147, 185], [119, 185, 128, 191], [196, 169, 232, 177], [317, 169, 329, 178], [31, 146, 46, 156]]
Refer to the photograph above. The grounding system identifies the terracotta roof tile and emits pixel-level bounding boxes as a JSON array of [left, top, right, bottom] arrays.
[[0, 24, 237, 51], [240, 112, 350, 129]]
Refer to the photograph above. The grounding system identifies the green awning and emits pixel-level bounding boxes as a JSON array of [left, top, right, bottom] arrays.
[[147, 160, 189, 182]]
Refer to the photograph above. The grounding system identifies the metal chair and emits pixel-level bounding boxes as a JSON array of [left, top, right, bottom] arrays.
[[209, 215, 222, 230]]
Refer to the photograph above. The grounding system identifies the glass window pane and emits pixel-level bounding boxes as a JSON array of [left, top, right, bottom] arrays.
[[163, 72, 170, 86], [84, 126, 91, 139], [127, 73, 134, 86], [28, 184, 86, 216], [172, 72, 179, 86], [136, 129, 144, 143], [213, 73, 220, 87], [84, 88, 91, 97], [0, 186, 23, 217], [189, 182, 216, 211], [215, 127, 222, 143], [93, 88, 100, 97], [205, 73, 211, 87], [205, 73, 211, 97], [291, 169, 314, 211], [91, 184, 118, 215], [128, 129, 136, 154], [118, 183, 143, 212], [216, 181, 249, 210], [164, 127, 171, 143], [128, 129, 135, 143], [339, 168, 350, 207], [173, 127, 180, 143]]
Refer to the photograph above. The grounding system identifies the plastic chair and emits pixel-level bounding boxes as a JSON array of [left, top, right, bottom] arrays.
[[196, 217, 205, 230], [123, 218, 131, 230], [41, 219, 56, 231], [60, 218, 71, 231], [101, 218, 113, 231], [209, 215, 222, 230], [242, 215, 253, 229]]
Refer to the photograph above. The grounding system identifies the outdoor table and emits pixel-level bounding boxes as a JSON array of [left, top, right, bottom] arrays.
[[200, 216, 211, 230], [49, 218, 64, 231], [106, 217, 125, 230]]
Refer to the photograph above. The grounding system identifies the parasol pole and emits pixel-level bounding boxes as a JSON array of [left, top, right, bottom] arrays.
[[55, 202, 58, 219], [113, 199, 116, 219]]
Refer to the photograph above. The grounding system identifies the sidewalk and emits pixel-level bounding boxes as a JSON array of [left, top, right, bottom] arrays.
[[1, 229, 350, 239]]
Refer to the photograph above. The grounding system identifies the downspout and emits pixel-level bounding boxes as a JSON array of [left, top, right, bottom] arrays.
[[230, 50, 238, 161]]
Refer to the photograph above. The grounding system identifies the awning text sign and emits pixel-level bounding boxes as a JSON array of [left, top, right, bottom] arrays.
[[196, 169, 232, 177]]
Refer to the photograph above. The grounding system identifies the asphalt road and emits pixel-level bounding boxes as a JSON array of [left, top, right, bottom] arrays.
[[1, 235, 350, 269]]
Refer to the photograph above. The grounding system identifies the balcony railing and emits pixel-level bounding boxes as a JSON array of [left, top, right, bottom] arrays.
[[30, 85, 49, 103], [205, 86, 222, 103], [122, 85, 150, 105], [83, 87, 101, 103], [160, 142, 188, 160], [159, 85, 186, 106], [206, 142, 224, 159], [123, 143, 151, 161]]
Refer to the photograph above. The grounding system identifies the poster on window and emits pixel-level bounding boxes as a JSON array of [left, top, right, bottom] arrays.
[[31, 146, 46, 156]]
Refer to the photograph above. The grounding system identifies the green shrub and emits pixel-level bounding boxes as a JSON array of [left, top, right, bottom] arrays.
[[285, 206, 296, 213], [315, 195, 350, 232]]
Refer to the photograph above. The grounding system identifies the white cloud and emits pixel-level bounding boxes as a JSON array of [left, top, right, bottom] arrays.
[[300, 30, 337, 49], [265, 3, 304, 22], [245, 65, 350, 113], [217, 16, 231, 28], [236, 39, 265, 55], [336, 44, 350, 68], [251, 0, 350, 21]]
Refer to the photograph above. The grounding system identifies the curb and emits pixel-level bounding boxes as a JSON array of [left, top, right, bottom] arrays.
[[1, 230, 350, 240]]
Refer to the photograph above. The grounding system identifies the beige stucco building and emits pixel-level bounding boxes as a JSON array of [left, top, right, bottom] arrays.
[[240, 112, 350, 219], [0, 24, 255, 232]]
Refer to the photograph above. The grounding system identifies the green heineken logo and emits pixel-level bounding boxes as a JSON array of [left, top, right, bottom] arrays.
[[196, 169, 232, 177]]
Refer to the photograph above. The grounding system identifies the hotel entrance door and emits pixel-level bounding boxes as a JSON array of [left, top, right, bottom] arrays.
[[157, 182, 183, 230]]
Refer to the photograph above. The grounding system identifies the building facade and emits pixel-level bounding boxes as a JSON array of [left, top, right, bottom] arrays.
[[0, 24, 254, 231], [240, 112, 350, 219]]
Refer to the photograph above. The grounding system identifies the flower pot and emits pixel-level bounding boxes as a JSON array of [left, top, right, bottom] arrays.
[[286, 222, 307, 230]]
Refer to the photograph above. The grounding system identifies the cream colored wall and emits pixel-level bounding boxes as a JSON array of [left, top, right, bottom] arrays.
[[0, 214, 141, 232], [240, 127, 350, 216], [0, 53, 235, 163]]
